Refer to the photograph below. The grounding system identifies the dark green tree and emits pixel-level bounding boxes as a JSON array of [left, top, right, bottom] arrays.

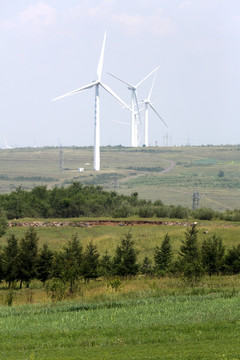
[[50, 252, 65, 280], [224, 244, 240, 274], [30, 186, 51, 218], [154, 234, 173, 274], [140, 256, 153, 275], [179, 224, 203, 285], [0, 208, 8, 237], [0, 253, 4, 283], [201, 235, 225, 276], [18, 228, 39, 288], [98, 251, 112, 277], [37, 243, 54, 284], [82, 241, 100, 282], [2, 234, 19, 288], [61, 233, 83, 292], [4, 187, 28, 219], [112, 229, 139, 276], [179, 224, 199, 262]]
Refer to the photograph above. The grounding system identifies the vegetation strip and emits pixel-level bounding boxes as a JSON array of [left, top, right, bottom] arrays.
[[8, 220, 191, 227]]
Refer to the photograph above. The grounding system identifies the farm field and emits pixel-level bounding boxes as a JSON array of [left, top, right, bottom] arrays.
[[0, 145, 240, 210]]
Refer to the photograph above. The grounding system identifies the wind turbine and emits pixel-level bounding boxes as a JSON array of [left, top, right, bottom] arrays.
[[142, 71, 167, 147], [52, 31, 131, 171], [4, 137, 13, 149], [108, 66, 159, 147]]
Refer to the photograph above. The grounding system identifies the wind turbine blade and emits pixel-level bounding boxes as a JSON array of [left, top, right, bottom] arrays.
[[100, 82, 132, 111], [114, 120, 131, 126], [149, 102, 168, 127], [108, 73, 133, 88], [52, 81, 97, 101], [97, 30, 106, 82], [136, 66, 160, 87], [148, 71, 157, 101]]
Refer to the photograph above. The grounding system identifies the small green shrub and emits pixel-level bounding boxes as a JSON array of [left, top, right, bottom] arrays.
[[169, 205, 188, 219], [5, 290, 14, 306], [138, 206, 154, 218], [107, 277, 122, 292], [194, 207, 214, 220], [154, 206, 168, 218], [45, 279, 67, 301], [112, 205, 131, 218]]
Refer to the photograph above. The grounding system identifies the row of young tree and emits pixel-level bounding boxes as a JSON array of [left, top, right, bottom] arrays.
[[1, 182, 240, 221], [1, 225, 240, 292], [142, 225, 240, 283]]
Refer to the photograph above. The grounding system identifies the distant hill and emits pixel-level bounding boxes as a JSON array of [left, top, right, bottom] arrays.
[[0, 145, 240, 211]]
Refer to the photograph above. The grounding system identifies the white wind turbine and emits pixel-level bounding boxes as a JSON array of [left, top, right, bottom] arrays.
[[142, 71, 167, 147], [4, 137, 13, 149], [52, 31, 131, 171], [108, 66, 159, 147]]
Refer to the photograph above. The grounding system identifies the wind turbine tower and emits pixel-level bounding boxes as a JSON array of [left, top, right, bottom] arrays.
[[142, 71, 167, 147], [4, 137, 13, 149], [53, 31, 131, 171], [108, 66, 159, 147]]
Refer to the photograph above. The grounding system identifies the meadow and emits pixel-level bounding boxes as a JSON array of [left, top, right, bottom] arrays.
[[1, 145, 240, 210], [0, 275, 240, 359], [2, 219, 240, 256], [0, 220, 240, 359]]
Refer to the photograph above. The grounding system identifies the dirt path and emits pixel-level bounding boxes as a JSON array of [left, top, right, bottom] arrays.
[[160, 160, 176, 173]]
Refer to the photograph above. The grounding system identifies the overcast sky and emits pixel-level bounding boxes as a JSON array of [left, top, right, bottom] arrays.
[[0, 0, 239, 148]]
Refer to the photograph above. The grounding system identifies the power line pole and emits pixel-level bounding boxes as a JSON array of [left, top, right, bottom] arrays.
[[59, 144, 64, 173], [192, 190, 200, 210]]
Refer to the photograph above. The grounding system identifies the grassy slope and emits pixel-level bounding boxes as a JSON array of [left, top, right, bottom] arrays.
[[1, 145, 240, 210], [0, 291, 239, 359], [2, 220, 240, 256], [1, 219, 240, 359]]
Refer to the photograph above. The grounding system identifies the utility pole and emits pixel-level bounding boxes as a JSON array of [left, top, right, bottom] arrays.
[[192, 190, 200, 210], [166, 133, 168, 147], [59, 144, 64, 173]]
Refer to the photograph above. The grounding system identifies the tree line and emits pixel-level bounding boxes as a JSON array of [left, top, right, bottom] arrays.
[[0, 225, 240, 293], [0, 182, 240, 221]]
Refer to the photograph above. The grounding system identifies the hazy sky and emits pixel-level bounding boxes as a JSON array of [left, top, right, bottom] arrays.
[[0, 0, 239, 148]]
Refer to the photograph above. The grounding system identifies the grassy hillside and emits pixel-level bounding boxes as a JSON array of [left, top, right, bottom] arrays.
[[1, 145, 240, 210], [1, 218, 240, 359], [2, 220, 240, 257], [1, 278, 240, 359]]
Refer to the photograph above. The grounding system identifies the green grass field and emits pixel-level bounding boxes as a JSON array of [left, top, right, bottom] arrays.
[[2, 219, 240, 256], [1, 219, 240, 359], [1, 283, 240, 359], [1, 145, 240, 210]]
